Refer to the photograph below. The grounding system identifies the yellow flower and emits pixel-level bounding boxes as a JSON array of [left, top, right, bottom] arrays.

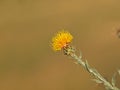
[[51, 30, 73, 51]]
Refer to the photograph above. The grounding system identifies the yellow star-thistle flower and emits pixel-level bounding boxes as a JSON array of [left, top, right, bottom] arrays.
[[51, 30, 73, 51]]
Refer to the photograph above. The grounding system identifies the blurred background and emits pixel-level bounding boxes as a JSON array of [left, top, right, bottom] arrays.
[[0, 0, 120, 90]]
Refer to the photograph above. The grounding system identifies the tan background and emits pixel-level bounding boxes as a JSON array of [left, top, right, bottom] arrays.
[[0, 0, 120, 90]]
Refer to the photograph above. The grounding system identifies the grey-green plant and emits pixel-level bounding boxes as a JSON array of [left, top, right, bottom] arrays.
[[51, 30, 120, 90], [63, 45, 120, 90]]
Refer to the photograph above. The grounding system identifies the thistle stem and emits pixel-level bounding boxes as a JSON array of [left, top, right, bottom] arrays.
[[70, 53, 120, 90]]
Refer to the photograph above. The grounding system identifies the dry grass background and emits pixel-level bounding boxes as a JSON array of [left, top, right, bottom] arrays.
[[0, 0, 120, 90]]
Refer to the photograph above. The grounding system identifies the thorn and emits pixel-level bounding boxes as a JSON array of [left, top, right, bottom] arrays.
[[74, 62, 78, 64], [79, 51, 82, 59]]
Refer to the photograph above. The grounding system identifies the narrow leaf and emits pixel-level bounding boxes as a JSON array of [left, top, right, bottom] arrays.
[[85, 60, 90, 72], [118, 70, 120, 75], [92, 79, 102, 84], [79, 51, 82, 59], [111, 73, 116, 86]]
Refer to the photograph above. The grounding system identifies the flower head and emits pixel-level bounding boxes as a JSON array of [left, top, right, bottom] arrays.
[[51, 30, 73, 51]]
